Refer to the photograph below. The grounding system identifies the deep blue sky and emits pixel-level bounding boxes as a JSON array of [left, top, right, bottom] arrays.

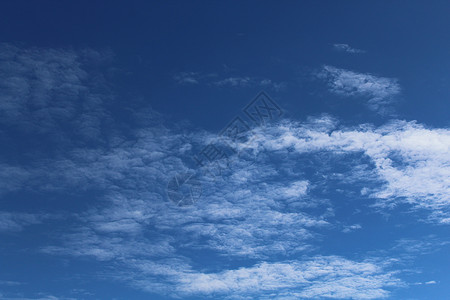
[[0, 1, 449, 299]]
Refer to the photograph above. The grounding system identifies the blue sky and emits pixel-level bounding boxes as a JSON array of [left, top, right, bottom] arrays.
[[0, 1, 449, 299]]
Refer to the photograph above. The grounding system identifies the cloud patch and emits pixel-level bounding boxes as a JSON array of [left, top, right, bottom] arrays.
[[333, 43, 366, 54], [130, 256, 402, 299], [317, 65, 400, 113], [0, 43, 113, 141], [250, 118, 450, 223]]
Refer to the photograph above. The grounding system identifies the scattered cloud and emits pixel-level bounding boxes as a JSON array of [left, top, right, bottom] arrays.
[[248, 118, 450, 223], [0, 211, 49, 232], [0, 280, 21, 286], [0, 295, 76, 300], [173, 71, 286, 91], [342, 224, 362, 233], [317, 65, 401, 113], [413, 280, 438, 286], [215, 76, 252, 87], [173, 71, 200, 84], [333, 43, 366, 54], [0, 43, 113, 142], [214, 77, 286, 91], [173, 71, 218, 84], [392, 237, 450, 255], [129, 256, 402, 299], [1, 44, 447, 299], [1, 105, 447, 298]]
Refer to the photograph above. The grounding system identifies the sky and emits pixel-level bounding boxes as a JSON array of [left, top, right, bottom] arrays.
[[0, 1, 449, 299]]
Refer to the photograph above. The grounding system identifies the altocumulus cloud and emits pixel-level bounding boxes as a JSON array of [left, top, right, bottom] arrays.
[[36, 113, 412, 298], [128, 256, 402, 299], [0, 43, 113, 142], [248, 117, 450, 224], [1, 44, 447, 299]]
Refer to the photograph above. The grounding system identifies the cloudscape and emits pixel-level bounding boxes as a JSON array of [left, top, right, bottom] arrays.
[[0, 2, 449, 299]]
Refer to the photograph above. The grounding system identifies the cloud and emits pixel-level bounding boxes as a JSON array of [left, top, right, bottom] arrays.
[[173, 72, 202, 84], [1, 45, 445, 299], [0, 164, 31, 195], [28, 112, 425, 299], [39, 139, 328, 259], [0, 99, 446, 298], [42, 226, 175, 261], [333, 43, 366, 54], [0, 280, 21, 286], [173, 71, 286, 91], [129, 256, 402, 299], [392, 236, 450, 255], [0, 295, 76, 300], [0, 211, 48, 232], [259, 79, 287, 91], [317, 65, 400, 113], [248, 118, 450, 223], [342, 224, 362, 233], [0, 43, 113, 141], [1, 103, 445, 298], [214, 77, 286, 91], [215, 76, 252, 87]]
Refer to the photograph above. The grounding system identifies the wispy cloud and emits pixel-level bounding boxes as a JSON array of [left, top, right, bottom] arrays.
[[128, 256, 402, 299], [0, 211, 49, 232], [0, 294, 76, 300], [333, 43, 366, 54], [0, 280, 21, 286], [317, 65, 400, 113], [214, 76, 252, 87], [173, 71, 218, 84], [392, 236, 450, 255], [214, 77, 286, 91], [173, 71, 286, 91], [342, 224, 362, 233]]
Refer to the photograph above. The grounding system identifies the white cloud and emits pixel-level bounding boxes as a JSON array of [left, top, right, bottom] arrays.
[[392, 237, 450, 255], [0, 294, 75, 300], [0, 105, 446, 298], [0, 280, 21, 286], [173, 71, 285, 90], [1, 110, 443, 297], [130, 256, 402, 299], [215, 76, 252, 87], [260, 79, 287, 91], [173, 72, 201, 84], [249, 118, 450, 223], [1, 45, 444, 299], [342, 224, 362, 233], [333, 43, 366, 54], [214, 77, 286, 90], [317, 65, 400, 113], [279, 180, 309, 198]]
